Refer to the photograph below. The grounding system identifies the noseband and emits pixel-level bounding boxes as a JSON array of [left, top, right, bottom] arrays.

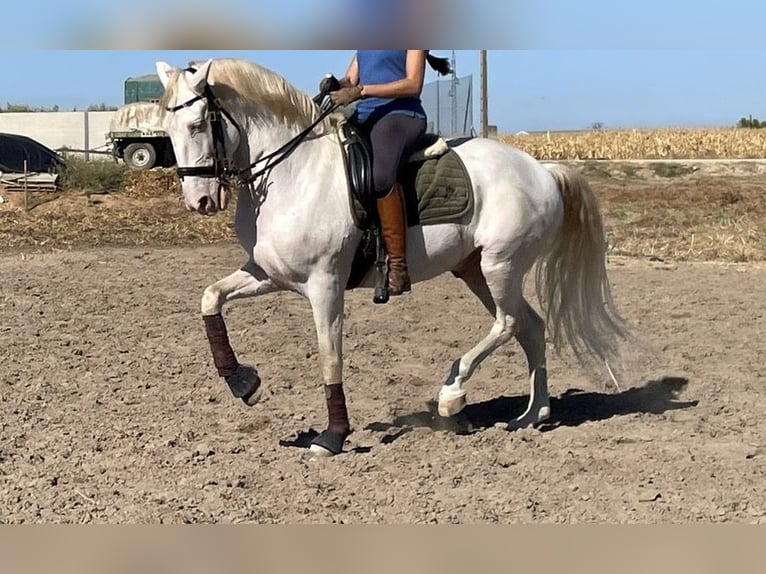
[[165, 67, 243, 184], [165, 67, 339, 188]]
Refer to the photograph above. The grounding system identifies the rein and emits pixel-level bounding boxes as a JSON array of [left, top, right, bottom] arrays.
[[165, 67, 339, 187]]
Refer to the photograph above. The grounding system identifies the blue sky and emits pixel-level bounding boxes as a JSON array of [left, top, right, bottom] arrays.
[[0, 0, 764, 133], [3, 50, 766, 133]]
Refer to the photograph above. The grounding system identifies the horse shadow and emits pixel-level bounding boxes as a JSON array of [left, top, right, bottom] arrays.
[[365, 376, 697, 441]]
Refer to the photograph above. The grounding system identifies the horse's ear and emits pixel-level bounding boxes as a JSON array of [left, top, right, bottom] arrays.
[[189, 59, 214, 95], [156, 61, 175, 89]]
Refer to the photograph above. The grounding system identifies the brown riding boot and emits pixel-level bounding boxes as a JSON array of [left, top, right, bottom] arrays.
[[376, 183, 411, 295]]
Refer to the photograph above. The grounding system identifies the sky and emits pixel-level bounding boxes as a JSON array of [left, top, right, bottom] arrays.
[[1, 1, 765, 133], [3, 50, 766, 133]]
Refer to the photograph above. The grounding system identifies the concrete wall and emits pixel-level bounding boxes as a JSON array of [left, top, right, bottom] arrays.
[[0, 111, 116, 154]]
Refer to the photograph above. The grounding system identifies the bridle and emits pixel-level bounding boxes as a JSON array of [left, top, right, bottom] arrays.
[[165, 66, 339, 188]]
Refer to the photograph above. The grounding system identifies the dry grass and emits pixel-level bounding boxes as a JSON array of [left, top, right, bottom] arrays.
[[0, 168, 236, 250], [501, 127, 766, 160], [594, 176, 766, 262], [1, 161, 764, 263]]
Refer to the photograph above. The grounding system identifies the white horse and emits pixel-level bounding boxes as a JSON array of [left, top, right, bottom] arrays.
[[155, 57, 628, 457]]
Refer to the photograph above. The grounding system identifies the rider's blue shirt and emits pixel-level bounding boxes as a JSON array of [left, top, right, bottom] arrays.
[[354, 50, 427, 124]]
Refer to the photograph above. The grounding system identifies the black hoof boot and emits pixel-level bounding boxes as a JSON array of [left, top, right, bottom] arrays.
[[309, 430, 348, 457], [224, 364, 262, 406]]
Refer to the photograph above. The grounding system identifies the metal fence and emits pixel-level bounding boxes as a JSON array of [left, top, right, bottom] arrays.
[[420, 73, 474, 137]]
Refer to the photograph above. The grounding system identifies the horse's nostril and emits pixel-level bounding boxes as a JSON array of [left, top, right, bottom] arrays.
[[198, 196, 209, 210]]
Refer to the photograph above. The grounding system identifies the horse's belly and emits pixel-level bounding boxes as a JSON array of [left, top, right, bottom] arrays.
[[410, 224, 473, 282], [358, 223, 472, 288]]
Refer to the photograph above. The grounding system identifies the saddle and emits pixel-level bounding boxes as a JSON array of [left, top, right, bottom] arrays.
[[335, 119, 475, 299], [337, 121, 473, 230]]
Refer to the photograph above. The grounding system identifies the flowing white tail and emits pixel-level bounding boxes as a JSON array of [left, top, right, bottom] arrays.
[[537, 164, 629, 366]]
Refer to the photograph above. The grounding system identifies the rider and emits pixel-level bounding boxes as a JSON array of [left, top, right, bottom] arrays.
[[328, 50, 451, 295]]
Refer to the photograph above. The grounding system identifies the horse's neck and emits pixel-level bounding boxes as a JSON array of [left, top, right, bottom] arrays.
[[240, 115, 308, 162], [240, 115, 336, 185], [239, 117, 349, 220]]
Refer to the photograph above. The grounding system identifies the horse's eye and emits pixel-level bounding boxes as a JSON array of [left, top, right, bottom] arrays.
[[189, 121, 206, 134]]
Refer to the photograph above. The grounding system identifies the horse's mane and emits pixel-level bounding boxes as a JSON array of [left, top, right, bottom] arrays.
[[159, 58, 333, 132]]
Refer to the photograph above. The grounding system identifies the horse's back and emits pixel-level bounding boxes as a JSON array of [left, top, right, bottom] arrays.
[[451, 137, 564, 251]]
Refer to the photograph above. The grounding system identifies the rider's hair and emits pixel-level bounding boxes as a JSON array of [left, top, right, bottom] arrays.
[[425, 52, 452, 76]]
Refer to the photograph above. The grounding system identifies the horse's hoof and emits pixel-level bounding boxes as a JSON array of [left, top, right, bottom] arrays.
[[308, 430, 347, 456], [438, 393, 467, 417], [241, 385, 263, 406], [224, 364, 262, 407], [308, 444, 336, 458], [504, 405, 550, 431]]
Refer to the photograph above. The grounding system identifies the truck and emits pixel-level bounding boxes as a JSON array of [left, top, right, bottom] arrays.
[[107, 74, 175, 170]]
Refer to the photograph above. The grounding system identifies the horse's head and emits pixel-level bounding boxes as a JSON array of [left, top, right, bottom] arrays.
[[156, 59, 242, 215]]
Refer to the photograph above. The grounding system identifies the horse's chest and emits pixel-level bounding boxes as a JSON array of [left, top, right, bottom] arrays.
[[251, 241, 309, 284]]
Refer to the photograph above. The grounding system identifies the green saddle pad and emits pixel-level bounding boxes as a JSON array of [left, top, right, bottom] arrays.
[[349, 147, 474, 228], [401, 148, 474, 226]]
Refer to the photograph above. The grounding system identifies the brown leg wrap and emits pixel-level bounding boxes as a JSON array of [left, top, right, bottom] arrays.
[[324, 384, 351, 437], [203, 314, 239, 378]]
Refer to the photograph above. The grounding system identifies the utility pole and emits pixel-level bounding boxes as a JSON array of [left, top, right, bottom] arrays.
[[449, 50, 458, 136], [480, 50, 489, 138]]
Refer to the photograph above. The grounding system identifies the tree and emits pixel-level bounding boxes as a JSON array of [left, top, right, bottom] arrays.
[[87, 102, 118, 111], [737, 115, 763, 128]]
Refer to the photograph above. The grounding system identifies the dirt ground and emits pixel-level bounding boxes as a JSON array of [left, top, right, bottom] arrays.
[[1, 162, 765, 523]]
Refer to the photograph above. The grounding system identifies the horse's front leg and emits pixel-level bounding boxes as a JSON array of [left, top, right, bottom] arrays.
[[201, 264, 278, 405], [305, 277, 350, 457]]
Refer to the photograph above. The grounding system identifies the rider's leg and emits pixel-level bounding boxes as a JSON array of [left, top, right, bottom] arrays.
[[369, 113, 426, 295]]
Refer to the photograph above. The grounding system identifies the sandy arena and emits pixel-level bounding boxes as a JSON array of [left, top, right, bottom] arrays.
[[1, 240, 764, 523]]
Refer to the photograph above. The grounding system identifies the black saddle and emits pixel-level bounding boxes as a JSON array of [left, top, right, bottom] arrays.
[[339, 120, 447, 230], [340, 121, 377, 229]]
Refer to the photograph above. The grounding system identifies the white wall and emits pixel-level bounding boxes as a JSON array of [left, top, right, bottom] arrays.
[[0, 111, 116, 154]]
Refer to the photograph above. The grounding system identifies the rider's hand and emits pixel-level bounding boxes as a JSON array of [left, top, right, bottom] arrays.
[[330, 86, 363, 106]]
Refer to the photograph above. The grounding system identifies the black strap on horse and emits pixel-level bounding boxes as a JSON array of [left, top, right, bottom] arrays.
[[237, 101, 339, 185], [164, 68, 244, 182], [236, 74, 343, 184]]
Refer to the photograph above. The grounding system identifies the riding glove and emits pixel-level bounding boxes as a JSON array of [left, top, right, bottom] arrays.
[[330, 86, 363, 106]]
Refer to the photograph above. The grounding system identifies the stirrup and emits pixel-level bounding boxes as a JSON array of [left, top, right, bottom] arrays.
[[373, 227, 389, 304]]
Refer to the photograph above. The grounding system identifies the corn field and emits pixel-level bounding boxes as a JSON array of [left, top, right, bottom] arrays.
[[499, 128, 766, 160]]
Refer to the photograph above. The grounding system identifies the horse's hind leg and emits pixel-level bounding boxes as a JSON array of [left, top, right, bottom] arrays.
[[201, 263, 278, 406], [437, 253, 518, 417], [507, 299, 550, 430], [440, 252, 550, 429]]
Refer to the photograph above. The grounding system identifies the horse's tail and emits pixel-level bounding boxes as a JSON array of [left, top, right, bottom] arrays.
[[535, 163, 629, 367]]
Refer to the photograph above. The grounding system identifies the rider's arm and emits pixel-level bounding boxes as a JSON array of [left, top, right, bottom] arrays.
[[338, 54, 359, 88]]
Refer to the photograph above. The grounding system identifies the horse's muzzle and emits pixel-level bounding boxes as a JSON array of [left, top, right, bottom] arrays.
[[188, 186, 226, 215]]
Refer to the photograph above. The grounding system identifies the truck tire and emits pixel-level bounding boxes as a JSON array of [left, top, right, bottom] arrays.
[[124, 142, 157, 170]]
